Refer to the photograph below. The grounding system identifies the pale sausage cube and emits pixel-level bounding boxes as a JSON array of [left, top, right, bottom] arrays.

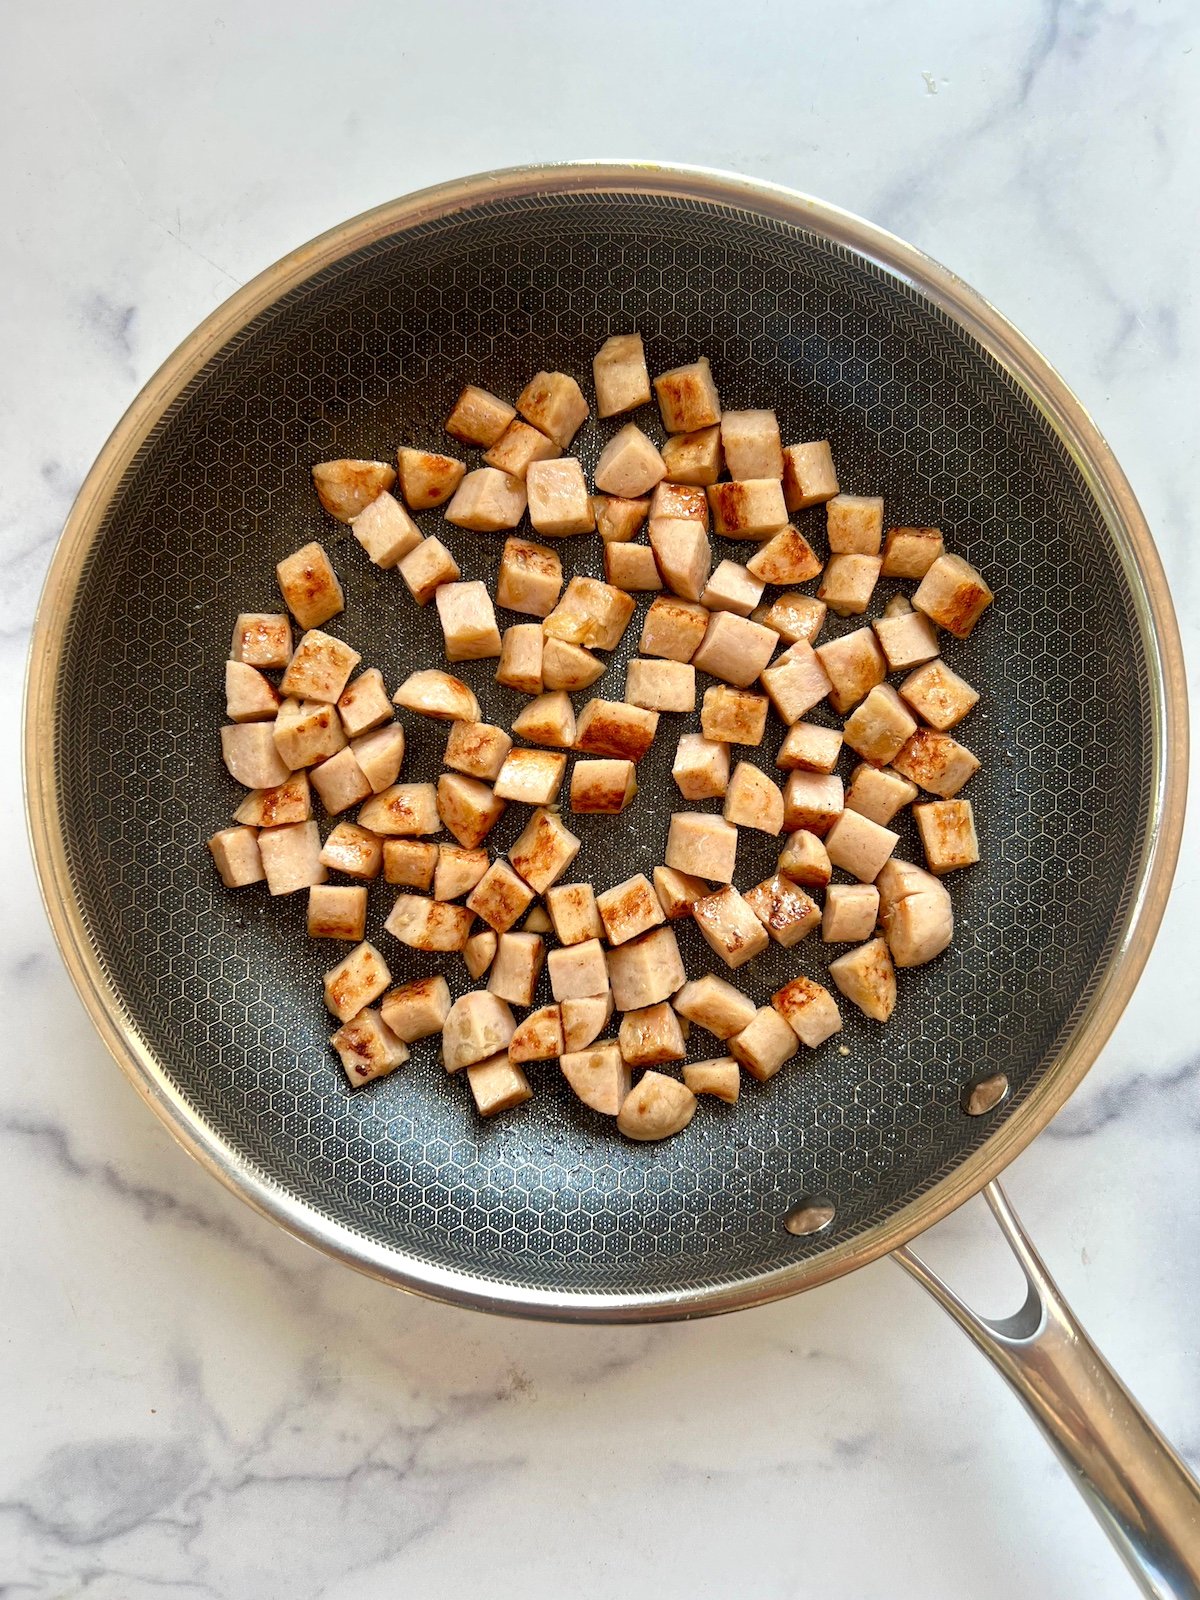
[[648, 518, 711, 601], [544, 576, 635, 649], [307, 883, 368, 941], [323, 939, 391, 1022], [619, 1003, 686, 1067], [444, 720, 511, 782], [523, 903, 552, 932], [625, 658, 696, 713], [436, 772, 506, 848], [561, 994, 614, 1051], [650, 481, 709, 525], [729, 1006, 799, 1082], [467, 1055, 533, 1117], [639, 596, 709, 662], [913, 553, 994, 638], [231, 612, 291, 669], [434, 844, 489, 901], [594, 422, 666, 498], [442, 990, 517, 1071], [463, 929, 498, 980], [825, 808, 899, 882], [276, 541, 344, 629], [723, 762, 785, 835], [381, 838, 436, 888], [398, 536, 461, 604], [495, 623, 544, 693], [845, 764, 919, 826], [233, 774, 310, 840], [508, 806, 582, 893], [384, 894, 473, 952], [776, 721, 842, 773], [666, 811, 738, 882], [707, 480, 788, 537], [312, 459, 396, 523], [466, 860, 535, 933], [914, 798, 979, 874], [692, 612, 778, 688], [225, 660, 280, 724], [593, 495, 650, 542], [652, 865, 710, 920], [436, 581, 502, 661], [782, 771, 844, 835], [510, 1004, 564, 1062], [826, 494, 884, 554], [349, 491, 422, 568], [604, 542, 662, 592], [593, 332, 651, 417], [617, 1072, 697, 1141], [331, 1008, 408, 1087], [721, 409, 782, 481], [273, 697, 347, 769], [761, 644, 832, 724], [700, 685, 768, 746], [208, 826, 264, 888], [654, 357, 721, 433], [281, 629, 361, 704], [745, 526, 823, 586], [569, 758, 637, 813], [320, 822, 383, 880], [883, 592, 914, 618], [829, 937, 897, 1023], [771, 975, 842, 1048], [873, 608, 940, 671], [672, 732, 730, 801], [822, 883, 880, 944], [443, 467, 526, 532], [494, 747, 567, 806], [818, 553, 882, 616], [782, 440, 839, 511], [674, 973, 757, 1040], [222, 723, 292, 789], [683, 1058, 740, 1103], [596, 874, 666, 947], [482, 419, 560, 480], [899, 659, 980, 730], [394, 669, 480, 722], [516, 371, 589, 447], [511, 691, 577, 748], [562, 1042, 631, 1114], [843, 683, 918, 766], [893, 728, 980, 798], [546, 882, 604, 946], [548, 938, 611, 1002], [351, 725, 406, 793], [660, 425, 722, 486], [496, 535, 563, 617], [396, 448, 465, 511], [815, 627, 887, 713], [310, 747, 372, 816], [337, 670, 393, 738], [445, 384, 515, 448], [540, 639, 605, 692], [693, 886, 769, 970], [881, 525, 945, 579], [380, 974, 452, 1042], [358, 781, 439, 837], [701, 559, 764, 617], [526, 457, 595, 536], [743, 875, 821, 948], [877, 859, 954, 967], [756, 592, 826, 646], [606, 926, 685, 1011], [576, 699, 659, 761], [777, 828, 832, 887], [488, 932, 546, 1007]]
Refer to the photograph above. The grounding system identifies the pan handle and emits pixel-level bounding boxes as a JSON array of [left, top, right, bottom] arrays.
[[894, 1180, 1200, 1599]]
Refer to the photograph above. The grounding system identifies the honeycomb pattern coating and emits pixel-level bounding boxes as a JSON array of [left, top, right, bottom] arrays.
[[52, 193, 1151, 1299]]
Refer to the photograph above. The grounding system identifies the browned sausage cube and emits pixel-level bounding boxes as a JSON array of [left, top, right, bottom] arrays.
[[380, 974, 452, 1042], [569, 758, 637, 813], [544, 576, 635, 649], [771, 975, 842, 1048], [650, 481, 709, 525], [618, 1003, 687, 1067], [231, 773, 311, 833], [396, 448, 466, 510], [463, 929, 498, 979], [672, 733, 730, 800], [433, 844, 489, 901], [700, 685, 769, 746], [745, 526, 823, 586], [352, 725, 406, 793], [761, 643, 832, 724], [561, 1042, 631, 1114], [445, 384, 515, 448], [511, 691, 577, 748], [312, 459, 396, 523], [660, 424, 723, 485], [466, 860, 535, 933], [604, 542, 662, 592], [829, 937, 897, 1023], [899, 659, 980, 730], [892, 728, 981, 798], [337, 670, 393, 738], [743, 875, 821, 947], [782, 771, 844, 835], [208, 826, 264, 888], [540, 639, 605, 692], [707, 479, 788, 538], [323, 939, 391, 1022], [648, 518, 711, 601], [881, 525, 945, 579], [720, 409, 783, 481], [693, 886, 769, 970], [872, 608, 940, 671], [488, 932, 546, 1007], [310, 747, 372, 816], [436, 580, 502, 661], [673, 974, 757, 1039], [818, 553, 883, 616], [271, 699, 345, 771], [436, 773, 506, 848], [493, 748, 567, 806], [654, 356, 721, 433], [914, 798, 980, 874], [510, 1003, 565, 1063], [575, 699, 659, 761], [384, 894, 474, 952], [652, 865, 710, 920], [822, 884, 880, 944], [224, 660, 281, 724], [782, 440, 839, 511], [755, 592, 827, 646], [320, 822, 383, 880], [381, 838, 437, 888], [701, 559, 765, 617], [276, 541, 344, 629], [358, 782, 439, 836], [843, 684, 919, 767], [508, 807, 581, 893], [258, 821, 327, 895], [913, 553, 994, 638], [625, 658, 696, 713], [723, 762, 784, 835], [824, 808, 899, 882], [777, 828, 832, 887], [231, 612, 291, 669], [596, 874, 666, 947], [398, 536, 461, 605], [683, 1059, 741, 1103], [545, 882, 605, 946], [280, 629, 361, 705], [496, 536, 563, 618], [844, 764, 919, 826], [639, 595, 709, 661], [776, 722, 842, 773], [495, 623, 544, 693], [517, 371, 589, 446], [826, 493, 884, 554], [307, 883, 368, 941], [815, 627, 887, 713], [467, 1056, 533, 1117], [330, 1008, 408, 1086], [593, 494, 651, 543], [444, 720, 512, 782], [483, 419, 560, 481]]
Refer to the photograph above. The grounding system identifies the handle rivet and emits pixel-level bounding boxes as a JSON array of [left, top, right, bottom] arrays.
[[962, 1072, 1010, 1116]]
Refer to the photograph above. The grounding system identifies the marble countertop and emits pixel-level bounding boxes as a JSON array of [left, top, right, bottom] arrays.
[[3, 3, 1197, 1596]]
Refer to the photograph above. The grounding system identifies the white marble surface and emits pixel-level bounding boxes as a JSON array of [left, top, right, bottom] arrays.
[[3, 3, 1198, 1596]]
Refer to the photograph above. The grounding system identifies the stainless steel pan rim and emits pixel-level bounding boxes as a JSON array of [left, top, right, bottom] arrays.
[[24, 159, 1188, 1323]]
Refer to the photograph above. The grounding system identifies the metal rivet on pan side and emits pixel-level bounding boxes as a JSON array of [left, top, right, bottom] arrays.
[[961, 1071, 1010, 1116], [783, 1197, 836, 1237]]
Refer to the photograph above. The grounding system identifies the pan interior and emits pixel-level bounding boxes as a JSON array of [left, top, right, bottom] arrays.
[[50, 189, 1152, 1302]]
